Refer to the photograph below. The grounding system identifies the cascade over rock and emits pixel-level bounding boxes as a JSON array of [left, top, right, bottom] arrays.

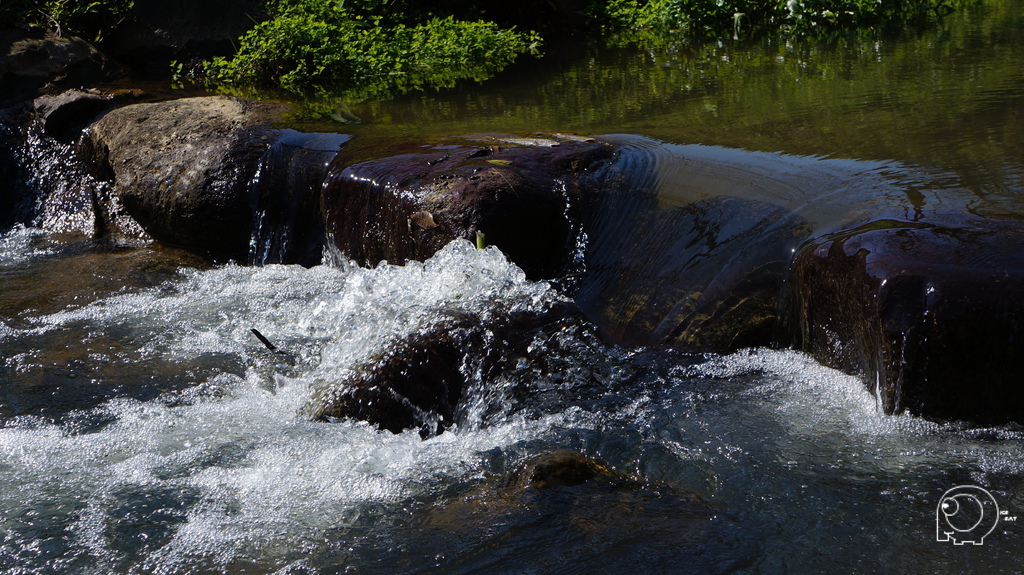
[[321, 135, 613, 279], [308, 134, 1024, 427], [780, 215, 1024, 424], [307, 299, 596, 437], [5, 84, 1019, 427]]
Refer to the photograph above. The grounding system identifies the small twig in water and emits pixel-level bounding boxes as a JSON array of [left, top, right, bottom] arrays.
[[250, 328, 278, 352]]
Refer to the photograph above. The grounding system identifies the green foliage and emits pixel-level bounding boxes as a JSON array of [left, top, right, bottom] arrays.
[[598, 0, 965, 39], [198, 0, 541, 97], [1, 0, 134, 43], [192, 0, 973, 100]]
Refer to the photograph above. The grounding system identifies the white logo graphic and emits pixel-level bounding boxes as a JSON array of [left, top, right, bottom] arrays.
[[936, 485, 999, 545]]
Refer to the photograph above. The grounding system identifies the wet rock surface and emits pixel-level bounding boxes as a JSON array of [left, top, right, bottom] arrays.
[[322, 135, 613, 279], [33, 89, 115, 143], [86, 96, 289, 260], [781, 215, 1024, 423], [307, 299, 598, 436]]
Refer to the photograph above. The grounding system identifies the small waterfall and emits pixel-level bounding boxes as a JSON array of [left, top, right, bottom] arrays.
[[0, 106, 145, 241], [247, 130, 350, 267]]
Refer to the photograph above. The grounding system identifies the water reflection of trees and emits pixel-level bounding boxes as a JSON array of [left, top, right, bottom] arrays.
[[321, 0, 1021, 188]]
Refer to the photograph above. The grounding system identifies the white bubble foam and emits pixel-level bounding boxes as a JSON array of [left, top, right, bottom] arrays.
[[0, 240, 589, 571]]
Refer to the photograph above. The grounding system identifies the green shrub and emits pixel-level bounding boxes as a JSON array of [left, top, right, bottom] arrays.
[[200, 0, 540, 96]]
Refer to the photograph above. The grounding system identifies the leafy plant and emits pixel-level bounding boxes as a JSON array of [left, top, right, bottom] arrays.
[[198, 0, 540, 97], [192, 0, 972, 100]]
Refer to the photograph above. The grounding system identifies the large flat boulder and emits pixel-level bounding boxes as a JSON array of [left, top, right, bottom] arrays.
[[86, 96, 289, 260]]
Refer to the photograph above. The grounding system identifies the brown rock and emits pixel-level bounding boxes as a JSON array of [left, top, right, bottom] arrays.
[[0, 28, 123, 107], [306, 299, 595, 436], [86, 96, 289, 260]]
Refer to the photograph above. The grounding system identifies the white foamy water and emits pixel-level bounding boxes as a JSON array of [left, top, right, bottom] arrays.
[[0, 240, 600, 572], [2, 237, 1022, 574], [27, 240, 557, 367]]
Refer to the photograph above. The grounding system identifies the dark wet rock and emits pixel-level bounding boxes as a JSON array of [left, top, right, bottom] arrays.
[[105, 0, 267, 75], [33, 89, 114, 142], [576, 193, 811, 351], [307, 299, 599, 436], [85, 96, 290, 260], [0, 28, 123, 108], [311, 319, 483, 436], [420, 450, 715, 541], [321, 135, 613, 279], [780, 216, 1024, 424]]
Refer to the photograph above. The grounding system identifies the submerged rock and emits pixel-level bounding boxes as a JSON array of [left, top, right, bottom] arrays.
[[321, 135, 613, 279], [86, 96, 289, 260], [780, 215, 1024, 424], [420, 450, 715, 543], [577, 193, 811, 350]]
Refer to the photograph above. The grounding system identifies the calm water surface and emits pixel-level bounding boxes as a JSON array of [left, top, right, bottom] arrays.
[[2, 3, 1024, 573]]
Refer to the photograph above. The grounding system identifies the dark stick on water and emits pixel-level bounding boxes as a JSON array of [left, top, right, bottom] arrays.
[[250, 328, 278, 352]]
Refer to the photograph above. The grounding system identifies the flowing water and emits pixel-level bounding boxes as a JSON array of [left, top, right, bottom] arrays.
[[3, 3, 1024, 574]]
